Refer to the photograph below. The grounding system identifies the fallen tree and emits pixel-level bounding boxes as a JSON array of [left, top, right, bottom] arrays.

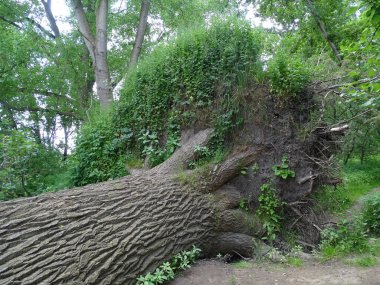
[[0, 129, 264, 285], [0, 81, 347, 284]]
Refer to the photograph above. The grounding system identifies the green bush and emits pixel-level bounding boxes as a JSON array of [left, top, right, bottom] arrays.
[[267, 51, 311, 97], [362, 192, 380, 235], [320, 220, 368, 259], [0, 131, 71, 200], [73, 17, 263, 185], [136, 246, 201, 285], [256, 182, 283, 242], [72, 112, 130, 186]]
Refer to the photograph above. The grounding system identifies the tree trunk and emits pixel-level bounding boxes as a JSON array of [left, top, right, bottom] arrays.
[[128, 0, 150, 70], [72, 0, 113, 109], [305, 0, 342, 63], [41, 0, 61, 38], [0, 129, 260, 285], [95, 0, 112, 109]]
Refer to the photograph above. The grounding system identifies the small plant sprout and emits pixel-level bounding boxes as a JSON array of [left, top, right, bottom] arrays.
[[272, 155, 296, 179], [251, 163, 260, 174]]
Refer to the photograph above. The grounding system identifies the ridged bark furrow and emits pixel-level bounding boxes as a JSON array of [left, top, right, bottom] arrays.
[[0, 174, 214, 285]]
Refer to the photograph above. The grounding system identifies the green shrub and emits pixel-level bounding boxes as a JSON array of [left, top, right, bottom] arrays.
[[0, 131, 71, 200], [72, 112, 130, 186], [267, 51, 311, 97], [136, 246, 201, 285], [256, 183, 283, 242], [73, 17, 264, 185], [362, 192, 380, 235], [320, 219, 368, 259]]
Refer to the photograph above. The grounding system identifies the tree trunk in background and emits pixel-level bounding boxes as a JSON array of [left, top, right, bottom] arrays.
[[114, 0, 150, 95], [128, 0, 150, 70], [305, 0, 342, 63], [40, 0, 61, 38], [94, 0, 112, 109], [72, 0, 113, 109], [0, 129, 260, 285]]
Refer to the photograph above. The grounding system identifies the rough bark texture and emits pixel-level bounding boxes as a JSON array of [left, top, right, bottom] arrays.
[[0, 130, 259, 285]]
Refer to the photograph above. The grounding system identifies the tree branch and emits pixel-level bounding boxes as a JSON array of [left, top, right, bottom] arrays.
[[0, 15, 22, 29], [71, 0, 96, 62], [16, 87, 75, 102], [24, 16, 56, 39], [320, 75, 380, 91], [0, 100, 82, 120], [40, 0, 61, 38], [128, 0, 150, 70], [305, 0, 342, 63]]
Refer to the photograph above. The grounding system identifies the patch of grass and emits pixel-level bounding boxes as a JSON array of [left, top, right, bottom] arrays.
[[313, 155, 380, 214], [351, 256, 377, 267], [231, 260, 253, 269], [126, 153, 143, 169], [287, 257, 304, 267]]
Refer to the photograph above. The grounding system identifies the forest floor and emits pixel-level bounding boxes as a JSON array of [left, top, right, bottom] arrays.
[[170, 186, 380, 285], [169, 258, 380, 285]]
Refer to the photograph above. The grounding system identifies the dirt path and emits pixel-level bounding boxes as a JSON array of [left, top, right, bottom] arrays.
[[169, 259, 380, 285]]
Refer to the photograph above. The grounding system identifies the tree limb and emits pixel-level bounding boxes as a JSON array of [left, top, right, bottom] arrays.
[[71, 0, 96, 61], [0, 100, 82, 120], [40, 0, 61, 38]]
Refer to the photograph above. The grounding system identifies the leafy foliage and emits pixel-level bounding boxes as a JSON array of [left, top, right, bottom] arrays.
[[320, 220, 369, 259], [0, 131, 71, 200], [256, 182, 283, 242], [362, 192, 380, 235], [267, 50, 311, 97], [136, 245, 201, 285], [72, 111, 130, 186], [73, 17, 263, 185], [272, 155, 296, 179]]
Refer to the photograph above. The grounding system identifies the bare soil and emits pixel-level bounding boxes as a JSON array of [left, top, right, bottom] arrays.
[[169, 259, 380, 285]]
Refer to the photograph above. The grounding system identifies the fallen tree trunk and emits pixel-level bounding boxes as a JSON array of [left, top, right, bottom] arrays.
[[0, 129, 260, 285]]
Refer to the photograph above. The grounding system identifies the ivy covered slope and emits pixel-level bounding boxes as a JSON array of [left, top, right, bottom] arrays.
[[73, 18, 263, 186]]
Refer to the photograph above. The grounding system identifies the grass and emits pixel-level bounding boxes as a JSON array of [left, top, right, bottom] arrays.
[[313, 155, 380, 214], [287, 257, 304, 267], [350, 256, 377, 267], [314, 155, 380, 264], [231, 260, 253, 269]]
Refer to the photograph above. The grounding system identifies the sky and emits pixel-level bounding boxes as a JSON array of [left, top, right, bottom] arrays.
[[50, 0, 274, 32]]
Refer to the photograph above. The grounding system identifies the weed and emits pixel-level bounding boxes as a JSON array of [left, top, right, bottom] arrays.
[[229, 275, 237, 285], [251, 163, 260, 174], [319, 219, 369, 260], [287, 257, 304, 267], [239, 198, 249, 211], [362, 192, 380, 235], [351, 256, 377, 267], [231, 260, 253, 269], [256, 183, 283, 242], [272, 155, 295, 179], [136, 246, 201, 285]]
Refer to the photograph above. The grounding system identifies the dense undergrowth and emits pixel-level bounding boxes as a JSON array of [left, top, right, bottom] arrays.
[[72, 18, 266, 186], [314, 155, 380, 262]]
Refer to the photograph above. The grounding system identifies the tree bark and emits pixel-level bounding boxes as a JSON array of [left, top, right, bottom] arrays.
[[72, 0, 113, 109], [41, 0, 61, 38], [128, 0, 150, 70], [0, 129, 260, 285], [305, 0, 342, 63]]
